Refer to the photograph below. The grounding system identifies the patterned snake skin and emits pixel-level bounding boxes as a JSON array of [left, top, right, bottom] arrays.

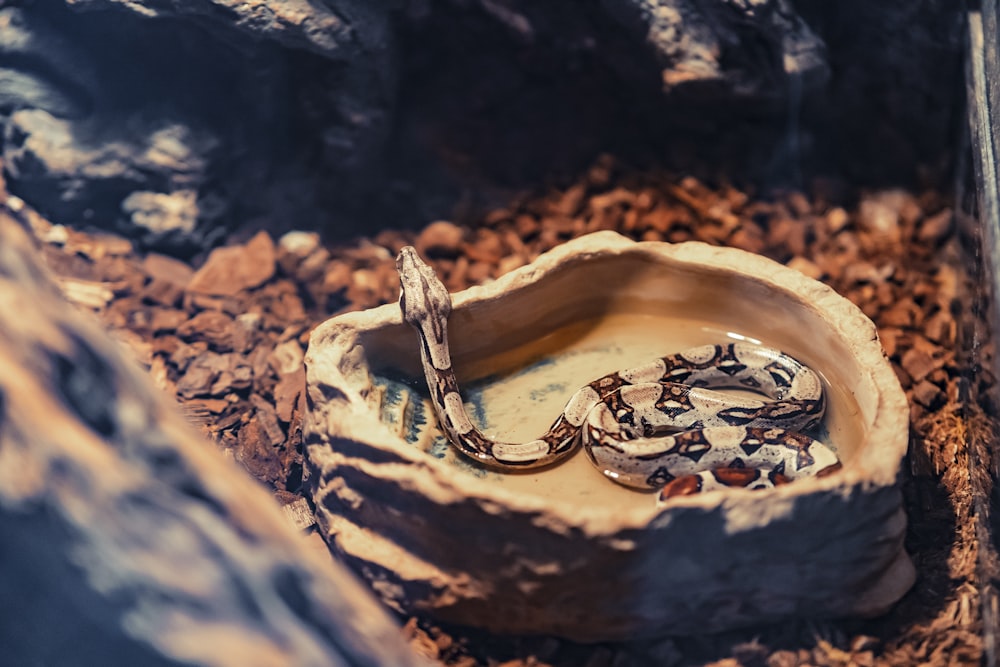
[[396, 246, 841, 501]]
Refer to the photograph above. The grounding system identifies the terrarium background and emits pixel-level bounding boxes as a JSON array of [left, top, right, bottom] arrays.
[[0, 1, 992, 666]]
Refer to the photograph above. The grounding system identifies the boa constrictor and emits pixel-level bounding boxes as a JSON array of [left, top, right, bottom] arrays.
[[396, 246, 841, 500]]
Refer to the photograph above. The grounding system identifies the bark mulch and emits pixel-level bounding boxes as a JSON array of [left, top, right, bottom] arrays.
[[22, 155, 992, 666]]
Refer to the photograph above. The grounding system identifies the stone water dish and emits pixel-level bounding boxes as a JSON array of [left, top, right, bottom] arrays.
[[303, 231, 913, 640]]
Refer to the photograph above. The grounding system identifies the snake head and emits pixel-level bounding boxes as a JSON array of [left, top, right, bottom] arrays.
[[396, 246, 452, 329]]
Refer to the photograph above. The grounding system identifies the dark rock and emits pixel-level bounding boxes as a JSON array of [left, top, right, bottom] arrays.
[[3, 111, 221, 245], [0, 0, 965, 252], [64, 0, 388, 60], [1, 0, 395, 252], [0, 8, 99, 118], [599, 0, 828, 95], [121, 190, 200, 238]]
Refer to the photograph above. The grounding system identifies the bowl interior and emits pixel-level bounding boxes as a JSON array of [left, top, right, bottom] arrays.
[[358, 250, 870, 510]]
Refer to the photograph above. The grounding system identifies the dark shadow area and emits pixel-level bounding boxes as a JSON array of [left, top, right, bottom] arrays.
[[1, 0, 967, 254], [0, 510, 192, 667]]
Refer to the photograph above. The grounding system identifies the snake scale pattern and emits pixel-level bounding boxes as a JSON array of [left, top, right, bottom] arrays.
[[396, 246, 841, 501]]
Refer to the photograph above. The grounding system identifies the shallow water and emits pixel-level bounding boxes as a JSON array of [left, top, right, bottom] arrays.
[[376, 311, 863, 510]]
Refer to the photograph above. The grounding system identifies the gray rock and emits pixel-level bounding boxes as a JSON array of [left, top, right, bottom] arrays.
[[0, 68, 84, 120], [609, 0, 828, 93], [0, 0, 394, 252], [0, 0, 965, 251], [64, 0, 389, 61], [3, 110, 222, 249], [0, 8, 99, 118], [4, 112, 214, 189], [121, 189, 200, 235], [472, 0, 829, 96]]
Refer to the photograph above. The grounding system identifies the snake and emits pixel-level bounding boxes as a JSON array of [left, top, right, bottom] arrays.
[[396, 246, 841, 500]]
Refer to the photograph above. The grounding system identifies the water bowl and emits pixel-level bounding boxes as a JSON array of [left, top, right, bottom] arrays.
[[303, 231, 913, 640]]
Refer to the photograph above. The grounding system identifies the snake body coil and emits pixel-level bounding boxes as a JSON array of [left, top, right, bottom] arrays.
[[396, 246, 841, 500]]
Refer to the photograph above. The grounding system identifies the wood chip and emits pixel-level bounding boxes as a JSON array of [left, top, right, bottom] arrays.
[[143, 252, 194, 286], [176, 310, 235, 351], [274, 367, 305, 423], [912, 380, 945, 409], [187, 230, 276, 296], [918, 208, 953, 243], [57, 277, 119, 309], [547, 182, 587, 217], [280, 497, 316, 532], [415, 221, 464, 257], [278, 231, 321, 258], [235, 418, 281, 485], [786, 256, 823, 280], [176, 351, 225, 398], [901, 345, 944, 383]]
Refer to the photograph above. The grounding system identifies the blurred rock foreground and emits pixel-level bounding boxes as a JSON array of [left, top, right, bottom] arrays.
[[0, 198, 431, 666], [0, 0, 962, 253]]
